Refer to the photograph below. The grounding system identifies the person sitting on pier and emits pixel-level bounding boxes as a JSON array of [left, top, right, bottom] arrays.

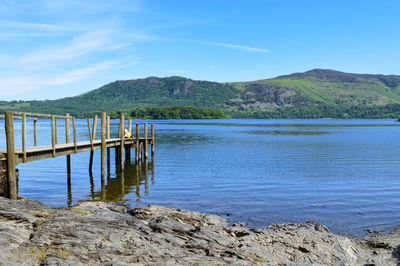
[[124, 128, 131, 138]]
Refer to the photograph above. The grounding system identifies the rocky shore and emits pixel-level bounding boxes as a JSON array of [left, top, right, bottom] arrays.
[[0, 196, 399, 265]]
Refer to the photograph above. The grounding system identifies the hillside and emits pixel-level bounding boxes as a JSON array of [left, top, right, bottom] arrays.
[[2, 69, 400, 118]]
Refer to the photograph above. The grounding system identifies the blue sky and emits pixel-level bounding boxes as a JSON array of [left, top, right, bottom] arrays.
[[1, 0, 399, 100]]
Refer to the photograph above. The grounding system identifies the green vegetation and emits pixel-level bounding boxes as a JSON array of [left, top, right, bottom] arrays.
[[1, 69, 400, 118], [110, 106, 228, 119]]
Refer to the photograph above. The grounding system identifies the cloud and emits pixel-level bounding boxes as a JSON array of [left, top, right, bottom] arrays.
[[200, 40, 270, 53], [0, 61, 118, 97], [0, 19, 64, 31], [209, 65, 216, 69], [17, 30, 135, 69]]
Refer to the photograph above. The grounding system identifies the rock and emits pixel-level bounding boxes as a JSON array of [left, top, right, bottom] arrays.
[[1, 196, 400, 265]]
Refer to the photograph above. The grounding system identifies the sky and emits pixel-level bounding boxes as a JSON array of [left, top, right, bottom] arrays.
[[0, 0, 399, 100]]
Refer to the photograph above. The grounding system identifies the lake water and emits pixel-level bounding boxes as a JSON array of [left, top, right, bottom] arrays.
[[1, 119, 400, 235]]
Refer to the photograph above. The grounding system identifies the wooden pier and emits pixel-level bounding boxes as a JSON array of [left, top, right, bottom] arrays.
[[0, 111, 155, 200]]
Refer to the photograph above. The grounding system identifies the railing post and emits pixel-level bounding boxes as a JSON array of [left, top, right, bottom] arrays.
[[5, 111, 17, 199], [135, 123, 140, 162], [92, 114, 98, 142], [119, 113, 125, 170], [51, 115, 55, 157], [144, 123, 148, 160], [101, 112, 106, 178], [106, 116, 110, 172], [65, 114, 71, 174], [128, 119, 132, 136], [22, 113, 26, 162], [55, 119, 58, 145], [72, 117, 77, 153], [151, 124, 155, 158], [33, 119, 37, 146]]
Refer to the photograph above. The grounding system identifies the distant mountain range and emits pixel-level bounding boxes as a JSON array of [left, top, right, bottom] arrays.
[[2, 69, 400, 118]]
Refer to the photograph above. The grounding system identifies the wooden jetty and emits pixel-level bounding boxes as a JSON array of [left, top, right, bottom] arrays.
[[0, 111, 155, 200]]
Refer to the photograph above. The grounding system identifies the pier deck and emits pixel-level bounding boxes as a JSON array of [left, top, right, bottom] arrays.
[[0, 111, 155, 199]]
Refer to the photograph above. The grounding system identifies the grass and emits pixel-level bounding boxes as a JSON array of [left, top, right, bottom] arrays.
[[70, 208, 92, 215], [29, 210, 50, 217]]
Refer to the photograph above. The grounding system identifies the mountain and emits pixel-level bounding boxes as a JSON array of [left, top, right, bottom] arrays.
[[2, 69, 400, 118]]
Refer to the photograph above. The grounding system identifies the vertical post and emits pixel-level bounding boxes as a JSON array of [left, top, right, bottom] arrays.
[[151, 124, 155, 158], [106, 116, 110, 172], [135, 123, 139, 162], [101, 112, 106, 178], [65, 114, 70, 143], [89, 115, 97, 171], [65, 114, 71, 174], [87, 118, 93, 172], [22, 113, 26, 162], [92, 114, 98, 142], [87, 119, 92, 147], [51, 115, 55, 157], [144, 122, 148, 160], [33, 119, 37, 146], [55, 119, 58, 144], [128, 119, 132, 135], [119, 113, 124, 170], [5, 112, 17, 199], [72, 117, 77, 153]]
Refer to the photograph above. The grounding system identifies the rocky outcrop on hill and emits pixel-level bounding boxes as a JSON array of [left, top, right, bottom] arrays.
[[0, 196, 399, 265]]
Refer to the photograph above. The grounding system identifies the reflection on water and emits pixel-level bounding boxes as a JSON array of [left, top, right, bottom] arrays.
[[240, 130, 329, 136], [67, 160, 155, 206]]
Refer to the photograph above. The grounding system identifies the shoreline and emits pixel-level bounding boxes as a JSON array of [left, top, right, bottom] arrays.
[[1, 196, 399, 265]]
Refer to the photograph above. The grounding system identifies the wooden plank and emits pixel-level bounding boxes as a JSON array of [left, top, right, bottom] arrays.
[[22, 113, 26, 162], [5, 111, 17, 199], [128, 119, 132, 135], [12, 111, 69, 119]]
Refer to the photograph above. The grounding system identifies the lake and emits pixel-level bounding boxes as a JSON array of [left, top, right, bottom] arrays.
[[1, 119, 400, 235]]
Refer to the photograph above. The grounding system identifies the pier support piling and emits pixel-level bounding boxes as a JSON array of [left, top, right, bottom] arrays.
[[119, 113, 125, 170], [135, 123, 139, 162], [101, 112, 106, 178], [151, 124, 155, 159], [5, 111, 17, 200]]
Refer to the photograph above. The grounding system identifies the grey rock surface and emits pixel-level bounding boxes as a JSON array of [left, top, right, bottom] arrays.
[[0, 196, 399, 265]]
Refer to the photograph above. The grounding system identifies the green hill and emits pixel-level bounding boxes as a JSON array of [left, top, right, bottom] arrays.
[[2, 69, 400, 118]]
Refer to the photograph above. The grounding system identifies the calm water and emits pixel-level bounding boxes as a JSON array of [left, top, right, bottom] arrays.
[[1, 119, 400, 235]]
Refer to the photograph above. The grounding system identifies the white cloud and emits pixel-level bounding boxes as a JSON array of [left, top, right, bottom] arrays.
[[200, 40, 270, 53], [0, 61, 118, 97], [0, 19, 64, 31], [209, 65, 216, 69], [18, 31, 126, 68]]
